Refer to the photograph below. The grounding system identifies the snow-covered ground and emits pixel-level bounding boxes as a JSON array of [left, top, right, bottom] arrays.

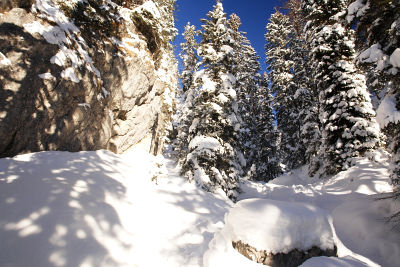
[[0, 148, 399, 266]]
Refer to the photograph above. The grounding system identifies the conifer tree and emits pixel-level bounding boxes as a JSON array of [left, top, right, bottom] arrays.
[[303, 0, 381, 176], [176, 23, 199, 163], [227, 13, 261, 174], [265, 10, 306, 171], [287, 0, 322, 175], [348, 0, 400, 221], [179, 23, 199, 94], [181, 1, 244, 200], [251, 73, 283, 181]]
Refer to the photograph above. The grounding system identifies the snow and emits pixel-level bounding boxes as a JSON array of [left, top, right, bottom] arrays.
[[133, 1, 161, 21], [38, 72, 56, 80], [25, 0, 103, 84], [389, 48, 400, 68], [0, 52, 11, 66], [376, 94, 400, 128], [225, 198, 334, 254], [347, 0, 369, 23], [61, 67, 80, 83], [358, 44, 384, 64], [300, 256, 370, 267], [0, 147, 399, 267], [189, 135, 222, 152], [0, 148, 232, 267]]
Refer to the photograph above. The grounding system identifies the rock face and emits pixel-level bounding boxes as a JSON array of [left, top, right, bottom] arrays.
[[0, 1, 177, 157], [233, 241, 337, 267], [0, 0, 33, 12]]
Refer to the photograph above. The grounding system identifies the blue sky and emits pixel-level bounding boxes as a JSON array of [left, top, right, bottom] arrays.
[[174, 0, 283, 72]]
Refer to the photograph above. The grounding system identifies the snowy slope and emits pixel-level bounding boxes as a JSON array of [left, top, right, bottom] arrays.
[[0, 149, 399, 267]]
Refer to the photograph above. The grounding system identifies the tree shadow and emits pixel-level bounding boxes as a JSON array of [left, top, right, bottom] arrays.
[[0, 150, 131, 267]]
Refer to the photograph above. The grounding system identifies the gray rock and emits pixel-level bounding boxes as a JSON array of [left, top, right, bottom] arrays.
[[232, 240, 337, 267]]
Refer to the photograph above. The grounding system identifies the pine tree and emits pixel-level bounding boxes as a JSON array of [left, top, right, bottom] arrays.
[[348, 0, 400, 222], [179, 23, 199, 94], [303, 0, 381, 176], [227, 13, 261, 175], [181, 1, 244, 200], [286, 0, 322, 176], [251, 73, 283, 181], [265, 10, 306, 171], [176, 23, 199, 163]]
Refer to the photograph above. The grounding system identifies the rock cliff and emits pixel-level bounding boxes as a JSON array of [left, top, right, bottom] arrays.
[[0, 0, 177, 157]]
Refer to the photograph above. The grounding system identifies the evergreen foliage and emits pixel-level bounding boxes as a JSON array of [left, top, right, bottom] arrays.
[[180, 1, 244, 200], [179, 23, 199, 94], [251, 73, 283, 181], [176, 23, 199, 163], [347, 0, 400, 222], [303, 0, 381, 176], [265, 10, 307, 172]]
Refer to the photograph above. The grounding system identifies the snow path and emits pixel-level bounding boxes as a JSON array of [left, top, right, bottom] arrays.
[[0, 149, 231, 267]]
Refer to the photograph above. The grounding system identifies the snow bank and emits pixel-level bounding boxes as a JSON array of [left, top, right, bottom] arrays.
[[299, 256, 369, 267], [237, 151, 397, 267], [332, 198, 400, 267]]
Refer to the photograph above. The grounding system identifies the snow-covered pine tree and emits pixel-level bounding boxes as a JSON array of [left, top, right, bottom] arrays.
[[176, 22, 199, 163], [347, 0, 400, 222], [303, 0, 381, 176], [179, 22, 199, 94], [265, 10, 306, 171], [251, 73, 283, 181], [227, 13, 261, 176], [286, 0, 322, 176], [181, 1, 244, 200]]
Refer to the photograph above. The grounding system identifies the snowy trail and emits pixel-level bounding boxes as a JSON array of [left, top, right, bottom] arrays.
[[1, 149, 399, 267], [0, 149, 232, 267]]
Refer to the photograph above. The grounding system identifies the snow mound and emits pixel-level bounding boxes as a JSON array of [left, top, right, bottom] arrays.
[[299, 256, 369, 267], [204, 198, 335, 267], [332, 198, 400, 267], [226, 198, 334, 254]]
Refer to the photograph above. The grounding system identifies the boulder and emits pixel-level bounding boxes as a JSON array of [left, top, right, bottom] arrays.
[[226, 199, 337, 266], [233, 241, 337, 267]]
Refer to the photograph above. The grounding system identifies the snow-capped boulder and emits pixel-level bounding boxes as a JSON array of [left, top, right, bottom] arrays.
[[204, 198, 337, 267]]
